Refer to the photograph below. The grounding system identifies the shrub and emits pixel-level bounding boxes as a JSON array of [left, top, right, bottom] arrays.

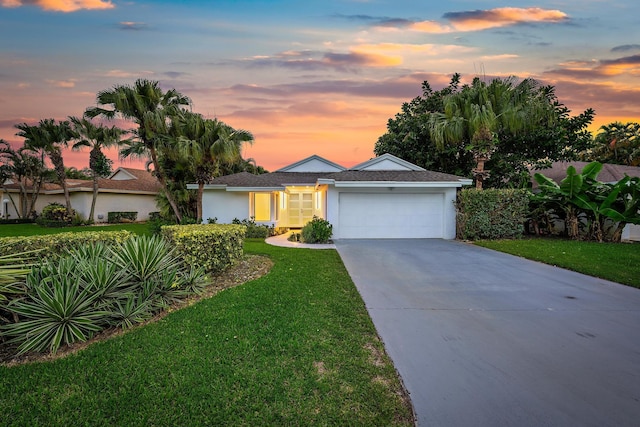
[[161, 224, 246, 273], [1, 236, 210, 355], [107, 211, 138, 223], [301, 216, 333, 243], [231, 217, 274, 238], [456, 189, 530, 240], [36, 202, 77, 227], [0, 230, 133, 261]]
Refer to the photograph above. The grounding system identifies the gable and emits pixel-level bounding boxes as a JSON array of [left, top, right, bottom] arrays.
[[277, 155, 346, 172], [109, 168, 138, 181], [350, 153, 425, 171]]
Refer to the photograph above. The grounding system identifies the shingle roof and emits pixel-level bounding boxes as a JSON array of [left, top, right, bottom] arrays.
[[208, 169, 467, 188], [2, 168, 161, 194], [328, 170, 465, 182]]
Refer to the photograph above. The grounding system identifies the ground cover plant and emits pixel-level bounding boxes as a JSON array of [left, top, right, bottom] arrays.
[[475, 238, 640, 288], [0, 222, 151, 237], [1, 236, 209, 355], [0, 240, 414, 426]]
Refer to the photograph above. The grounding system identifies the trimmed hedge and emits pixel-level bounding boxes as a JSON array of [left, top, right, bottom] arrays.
[[0, 230, 134, 260], [161, 224, 246, 273], [456, 188, 530, 240]]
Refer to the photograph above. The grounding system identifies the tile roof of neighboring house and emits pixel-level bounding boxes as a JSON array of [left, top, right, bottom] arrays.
[[1, 168, 161, 194], [208, 169, 467, 188], [531, 162, 640, 187]]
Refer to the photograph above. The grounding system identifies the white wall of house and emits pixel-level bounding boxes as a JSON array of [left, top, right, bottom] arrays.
[[91, 193, 158, 223], [201, 190, 249, 223]]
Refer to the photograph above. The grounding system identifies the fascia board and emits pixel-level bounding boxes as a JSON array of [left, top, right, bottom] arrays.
[[332, 181, 471, 188]]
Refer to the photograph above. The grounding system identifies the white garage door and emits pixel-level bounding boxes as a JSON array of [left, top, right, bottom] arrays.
[[338, 192, 444, 238]]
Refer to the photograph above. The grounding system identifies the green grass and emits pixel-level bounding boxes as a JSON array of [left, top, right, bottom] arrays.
[[0, 222, 152, 237], [0, 240, 413, 426], [475, 238, 640, 288]]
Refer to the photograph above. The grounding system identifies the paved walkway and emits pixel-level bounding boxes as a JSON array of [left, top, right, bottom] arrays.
[[335, 238, 640, 427], [265, 232, 336, 249]]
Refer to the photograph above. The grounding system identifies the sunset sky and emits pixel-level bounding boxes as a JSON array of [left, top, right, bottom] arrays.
[[1, 0, 639, 171]]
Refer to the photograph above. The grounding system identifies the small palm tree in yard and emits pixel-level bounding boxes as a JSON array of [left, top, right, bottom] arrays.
[[69, 116, 126, 223], [85, 79, 191, 222], [15, 119, 75, 218]]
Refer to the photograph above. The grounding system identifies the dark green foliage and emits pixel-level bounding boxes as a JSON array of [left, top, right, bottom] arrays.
[[532, 162, 640, 242], [231, 217, 274, 238], [107, 211, 138, 223], [581, 121, 640, 166], [1, 236, 209, 356], [456, 189, 530, 240], [375, 73, 595, 188], [301, 216, 333, 243]]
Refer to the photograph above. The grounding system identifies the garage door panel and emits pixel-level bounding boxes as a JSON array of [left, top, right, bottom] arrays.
[[338, 193, 444, 238]]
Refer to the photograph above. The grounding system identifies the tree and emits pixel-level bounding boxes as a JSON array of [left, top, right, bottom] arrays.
[[171, 112, 254, 222], [70, 116, 124, 223], [85, 79, 191, 223], [375, 74, 595, 189], [582, 121, 640, 166], [15, 119, 74, 218], [374, 74, 474, 177], [0, 141, 49, 218], [429, 77, 559, 189]]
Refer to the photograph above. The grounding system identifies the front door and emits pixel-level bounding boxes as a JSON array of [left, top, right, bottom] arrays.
[[288, 192, 314, 227]]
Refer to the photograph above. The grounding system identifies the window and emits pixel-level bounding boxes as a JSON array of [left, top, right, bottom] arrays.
[[253, 193, 271, 222]]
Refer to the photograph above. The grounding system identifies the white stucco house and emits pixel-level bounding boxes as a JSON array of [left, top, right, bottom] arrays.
[[1, 167, 161, 223], [192, 154, 472, 239]]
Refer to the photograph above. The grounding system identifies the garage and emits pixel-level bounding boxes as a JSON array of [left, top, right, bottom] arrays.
[[337, 192, 445, 239]]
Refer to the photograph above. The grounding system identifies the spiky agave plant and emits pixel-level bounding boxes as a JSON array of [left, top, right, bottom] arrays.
[[3, 257, 110, 355]]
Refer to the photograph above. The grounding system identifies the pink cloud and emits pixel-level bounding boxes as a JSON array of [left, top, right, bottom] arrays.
[[1, 0, 114, 12]]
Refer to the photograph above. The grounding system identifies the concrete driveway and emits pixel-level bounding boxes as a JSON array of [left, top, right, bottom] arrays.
[[334, 239, 640, 427]]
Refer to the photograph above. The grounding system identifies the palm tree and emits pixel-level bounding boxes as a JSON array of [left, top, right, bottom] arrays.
[[15, 119, 74, 217], [0, 141, 48, 218], [69, 116, 125, 223], [172, 112, 254, 222], [428, 77, 555, 189], [589, 121, 640, 166], [85, 79, 191, 222]]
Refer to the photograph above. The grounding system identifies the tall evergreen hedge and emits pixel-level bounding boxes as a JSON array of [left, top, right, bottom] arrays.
[[456, 188, 530, 240]]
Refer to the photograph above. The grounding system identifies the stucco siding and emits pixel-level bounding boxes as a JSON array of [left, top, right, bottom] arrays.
[[201, 191, 249, 224]]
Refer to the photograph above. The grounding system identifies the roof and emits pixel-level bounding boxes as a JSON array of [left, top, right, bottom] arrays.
[[205, 165, 469, 190], [531, 162, 640, 187], [1, 168, 161, 194]]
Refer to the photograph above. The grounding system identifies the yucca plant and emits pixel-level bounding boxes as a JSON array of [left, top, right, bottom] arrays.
[[180, 266, 210, 295], [0, 245, 36, 305], [109, 235, 182, 283], [3, 259, 110, 354], [109, 295, 154, 330]]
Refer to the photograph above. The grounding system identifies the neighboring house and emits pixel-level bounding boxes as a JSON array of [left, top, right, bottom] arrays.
[[1, 167, 161, 223], [192, 154, 472, 239], [531, 161, 640, 241]]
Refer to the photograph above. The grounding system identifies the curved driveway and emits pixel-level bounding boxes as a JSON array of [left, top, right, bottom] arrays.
[[335, 239, 640, 426]]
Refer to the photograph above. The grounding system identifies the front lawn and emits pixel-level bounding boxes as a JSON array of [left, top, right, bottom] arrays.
[[475, 238, 640, 288], [0, 222, 152, 237], [0, 240, 413, 426]]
